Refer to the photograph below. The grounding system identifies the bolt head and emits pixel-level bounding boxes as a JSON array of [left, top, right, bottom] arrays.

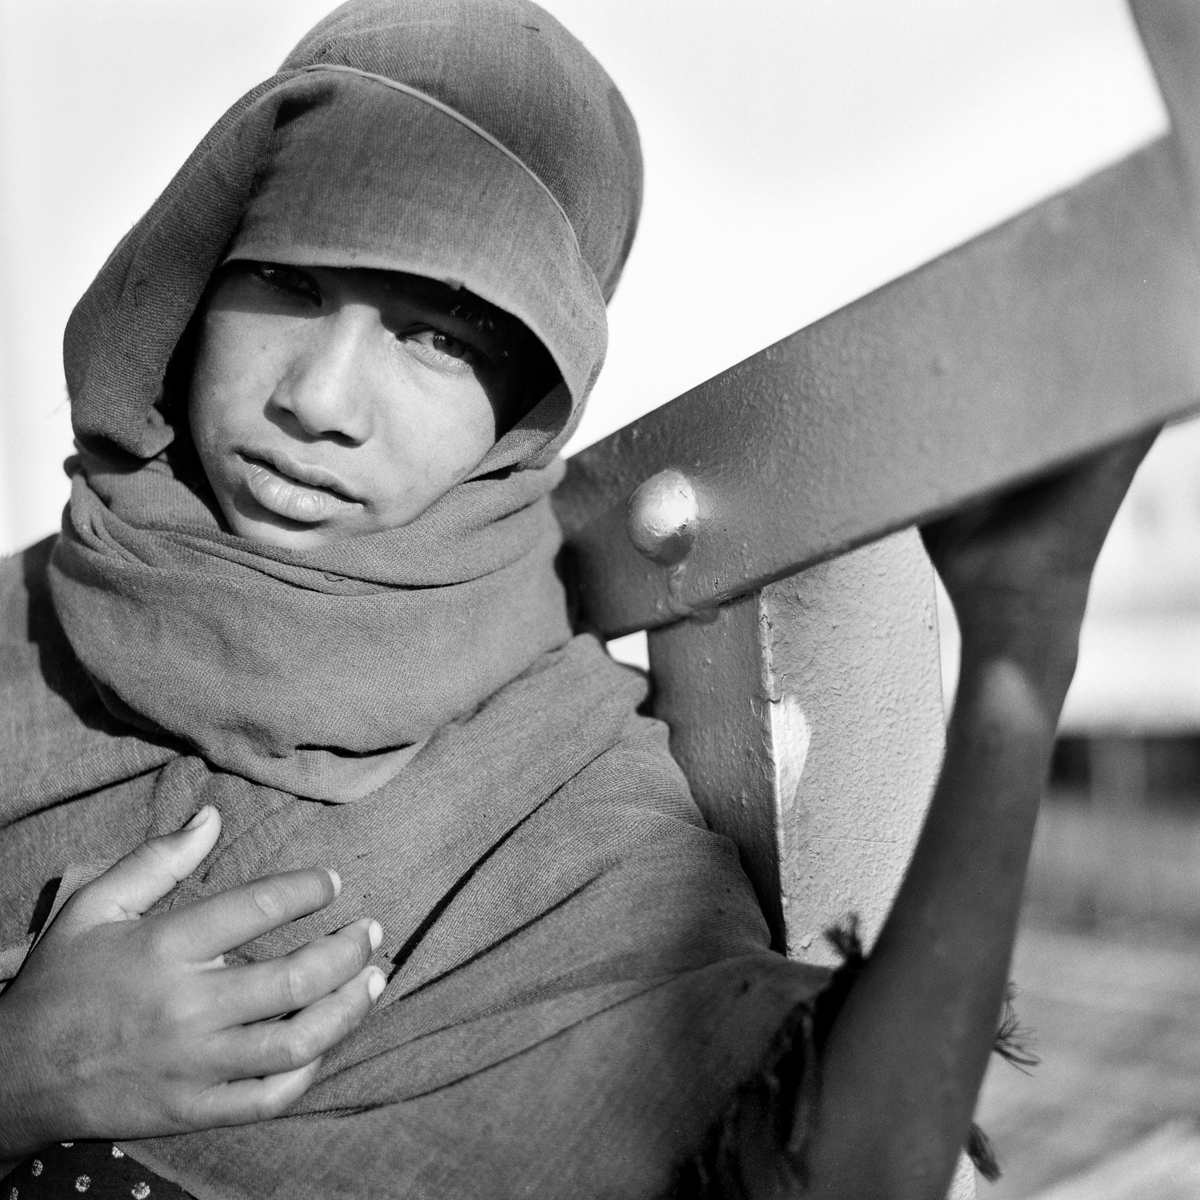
[[626, 469, 699, 565]]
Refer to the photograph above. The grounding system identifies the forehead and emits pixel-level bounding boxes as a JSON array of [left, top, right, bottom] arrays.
[[371, 269, 512, 336], [217, 261, 530, 344]]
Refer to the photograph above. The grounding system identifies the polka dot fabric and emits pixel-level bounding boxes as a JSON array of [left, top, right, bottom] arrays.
[[1, 1144, 195, 1200]]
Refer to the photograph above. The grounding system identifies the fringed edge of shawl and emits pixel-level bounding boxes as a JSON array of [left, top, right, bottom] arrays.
[[969, 982, 1040, 1183], [667, 915, 1038, 1197]]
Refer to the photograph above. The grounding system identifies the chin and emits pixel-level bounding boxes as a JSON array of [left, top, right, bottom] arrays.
[[228, 511, 342, 550]]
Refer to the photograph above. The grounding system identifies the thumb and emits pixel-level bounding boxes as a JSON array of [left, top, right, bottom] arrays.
[[60, 806, 222, 929]]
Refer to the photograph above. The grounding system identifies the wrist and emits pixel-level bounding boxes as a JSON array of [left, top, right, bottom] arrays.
[[956, 600, 1083, 722], [952, 651, 1066, 757], [0, 1096, 48, 1160], [0, 1004, 62, 1158]]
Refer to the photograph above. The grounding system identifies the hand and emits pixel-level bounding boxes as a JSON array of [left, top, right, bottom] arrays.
[[921, 430, 1157, 693], [0, 806, 385, 1157]]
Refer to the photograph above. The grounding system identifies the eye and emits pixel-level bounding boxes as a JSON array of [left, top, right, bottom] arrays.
[[403, 327, 483, 370], [250, 262, 321, 306]]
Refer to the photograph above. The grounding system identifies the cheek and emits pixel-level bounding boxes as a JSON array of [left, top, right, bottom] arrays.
[[380, 374, 498, 488], [446, 384, 500, 466], [187, 335, 231, 466], [425, 381, 499, 479], [187, 315, 276, 453]]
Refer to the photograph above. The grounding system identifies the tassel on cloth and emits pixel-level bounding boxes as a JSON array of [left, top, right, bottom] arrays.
[[968, 982, 1039, 1182], [967, 1124, 1001, 1184], [815, 916, 1039, 1187], [993, 982, 1039, 1073], [668, 915, 1037, 1195]]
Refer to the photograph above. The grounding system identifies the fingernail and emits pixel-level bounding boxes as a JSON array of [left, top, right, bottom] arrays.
[[326, 868, 342, 896], [185, 806, 212, 830], [367, 919, 383, 951], [367, 968, 385, 1002]]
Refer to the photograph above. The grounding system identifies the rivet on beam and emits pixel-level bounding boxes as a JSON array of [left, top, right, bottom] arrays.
[[626, 469, 699, 566]]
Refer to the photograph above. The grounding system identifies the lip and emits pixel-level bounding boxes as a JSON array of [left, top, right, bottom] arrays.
[[249, 448, 363, 501], [238, 449, 364, 525]]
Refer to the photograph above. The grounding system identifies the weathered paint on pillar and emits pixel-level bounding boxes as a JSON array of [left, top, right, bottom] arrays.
[[648, 527, 944, 964], [761, 528, 945, 964]]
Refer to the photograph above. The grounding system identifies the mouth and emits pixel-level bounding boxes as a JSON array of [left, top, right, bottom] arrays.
[[238, 450, 364, 525]]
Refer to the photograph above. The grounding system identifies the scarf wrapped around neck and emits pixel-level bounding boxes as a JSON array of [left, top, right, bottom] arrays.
[[52, 447, 573, 800], [1, 3, 836, 1196]]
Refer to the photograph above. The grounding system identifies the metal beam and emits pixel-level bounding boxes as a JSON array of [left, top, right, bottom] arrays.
[[1130, 0, 1200, 200], [555, 6, 1200, 639]]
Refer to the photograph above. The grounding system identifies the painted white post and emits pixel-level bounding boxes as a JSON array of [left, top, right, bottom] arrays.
[[649, 528, 975, 1196]]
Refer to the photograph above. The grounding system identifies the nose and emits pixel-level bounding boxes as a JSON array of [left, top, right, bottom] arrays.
[[269, 308, 374, 444]]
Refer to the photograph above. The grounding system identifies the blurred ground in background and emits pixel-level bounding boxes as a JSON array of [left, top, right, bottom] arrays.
[[975, 761, 1200, 1198], [977, 918, 1200, 1199]]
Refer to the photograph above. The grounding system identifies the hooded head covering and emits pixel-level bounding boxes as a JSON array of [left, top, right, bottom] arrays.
[[65, 0, 643, 469], [47, 0, 644, 800]]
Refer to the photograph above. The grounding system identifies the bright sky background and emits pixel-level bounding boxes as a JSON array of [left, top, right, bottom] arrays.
[[0, 0, 1168, 555], [5, 0, 1196, 729]]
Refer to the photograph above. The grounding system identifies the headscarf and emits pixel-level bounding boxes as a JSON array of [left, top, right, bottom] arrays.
[[46, 0, 642, 801], [0, 3, 834, 1196]]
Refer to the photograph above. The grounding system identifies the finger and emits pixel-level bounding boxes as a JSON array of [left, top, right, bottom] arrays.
[[1032, 429, 1161, 554], [59, 807, 223, 931], [922, 427, 1159, 572], [214, 965, 385, 1080], [209, 918, 382, 1025], [187, 1060, 323, 1129], [1031, 428, 1159, 514], [1073, 428, 1159, 505], [153, 867, 342, 962]]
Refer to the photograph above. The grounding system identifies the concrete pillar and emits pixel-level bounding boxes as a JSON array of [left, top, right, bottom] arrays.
[[648, 527, 945, 963], [649, 527, 974, 1195]]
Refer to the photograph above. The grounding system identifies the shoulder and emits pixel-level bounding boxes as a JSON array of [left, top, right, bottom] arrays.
[[0, 534, 96, 707], [0, 536, 164, 808], [0, 540, 139, 792], [0, 534, 58, 647], [514, 633, 708, 826]]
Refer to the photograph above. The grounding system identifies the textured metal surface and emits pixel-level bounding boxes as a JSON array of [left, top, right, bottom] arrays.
[[557, 3, 1200, 639], [555, 137, 1200, 637], [647, 530, 943, 958]]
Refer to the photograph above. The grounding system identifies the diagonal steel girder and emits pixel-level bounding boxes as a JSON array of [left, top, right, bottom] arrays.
[[554, 0, 1200, 640]]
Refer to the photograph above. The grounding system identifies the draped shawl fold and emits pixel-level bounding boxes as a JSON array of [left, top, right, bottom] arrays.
[[1, 1, 833, 1195]]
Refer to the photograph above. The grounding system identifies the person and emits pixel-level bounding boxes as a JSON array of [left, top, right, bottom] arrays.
[[0, 0, 1153, 1196]]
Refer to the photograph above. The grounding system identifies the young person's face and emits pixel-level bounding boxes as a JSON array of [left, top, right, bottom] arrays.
[[188, 263, 532, 549]]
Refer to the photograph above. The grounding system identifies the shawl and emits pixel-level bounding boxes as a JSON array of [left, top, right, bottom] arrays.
[[0, 2, 833, 1196]]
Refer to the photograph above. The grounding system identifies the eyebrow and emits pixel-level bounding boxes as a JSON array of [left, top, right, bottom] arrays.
[[371, 270, 557, 390], [378, 275, 491, 328], [446, 297, 502, 337], [389, 282, 533, 362]]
